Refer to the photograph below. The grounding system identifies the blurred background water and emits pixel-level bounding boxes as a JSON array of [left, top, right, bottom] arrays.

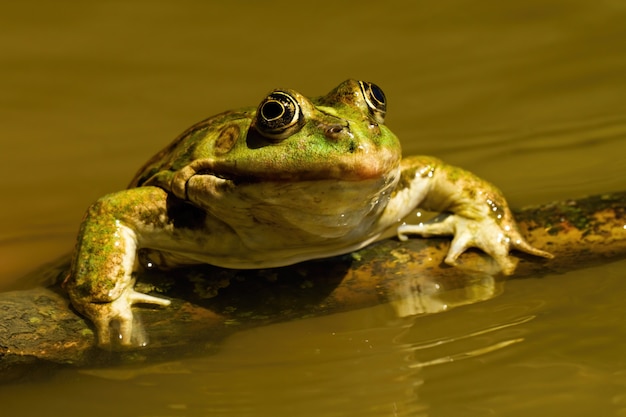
[[1, 1, 626, 416]]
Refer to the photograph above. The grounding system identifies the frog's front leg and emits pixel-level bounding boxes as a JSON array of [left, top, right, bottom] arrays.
[[64, 187, 172, 347], [384, 156, 553, 275]]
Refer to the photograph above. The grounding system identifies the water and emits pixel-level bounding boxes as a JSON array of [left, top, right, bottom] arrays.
[[1, 1, 626, 415]]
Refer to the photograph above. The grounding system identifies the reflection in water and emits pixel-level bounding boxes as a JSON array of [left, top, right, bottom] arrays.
[[385, 268, 530, 368], [80, 360, 191, 381], [386, 269, 502, 317], [58, 279, 533, 417], [3, 262, 626, 416]]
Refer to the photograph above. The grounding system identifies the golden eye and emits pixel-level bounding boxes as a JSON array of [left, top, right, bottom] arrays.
[[359, 81, 387, 124], [255, 91, 303, 141]]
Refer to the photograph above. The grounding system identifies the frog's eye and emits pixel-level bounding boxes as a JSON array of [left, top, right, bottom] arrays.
[[359, 81, 387, 124], [255, 91, 303, 141]]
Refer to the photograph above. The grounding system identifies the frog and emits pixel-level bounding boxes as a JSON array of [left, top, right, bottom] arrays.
[[64, 79, 553, 348]]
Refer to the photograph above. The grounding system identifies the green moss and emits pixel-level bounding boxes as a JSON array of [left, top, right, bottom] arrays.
[[559, 204, 590, 231]]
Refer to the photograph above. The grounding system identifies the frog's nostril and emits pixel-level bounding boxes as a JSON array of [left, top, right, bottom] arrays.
[[325, 124, 350, 140]]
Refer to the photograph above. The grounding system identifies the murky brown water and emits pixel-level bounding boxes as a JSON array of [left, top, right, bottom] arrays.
[[2, 1, 626, 415]]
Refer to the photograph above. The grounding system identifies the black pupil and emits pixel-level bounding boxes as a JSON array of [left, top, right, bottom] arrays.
[[261, 101, 284, 121], [370, 84, 386, 107]]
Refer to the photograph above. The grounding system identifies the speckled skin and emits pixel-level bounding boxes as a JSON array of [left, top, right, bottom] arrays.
[[64, 80, 552, 347]]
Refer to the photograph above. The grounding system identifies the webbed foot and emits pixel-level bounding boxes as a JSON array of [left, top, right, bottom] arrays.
[[397, 213, 553, 275], [81, 288, 171, 348]]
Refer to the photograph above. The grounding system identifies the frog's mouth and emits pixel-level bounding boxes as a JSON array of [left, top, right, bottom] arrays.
[[175, 145, 400, 183]]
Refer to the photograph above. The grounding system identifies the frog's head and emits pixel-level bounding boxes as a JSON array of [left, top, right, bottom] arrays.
[[159, 80, 401, 192], [134, 80, 403, 242]]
